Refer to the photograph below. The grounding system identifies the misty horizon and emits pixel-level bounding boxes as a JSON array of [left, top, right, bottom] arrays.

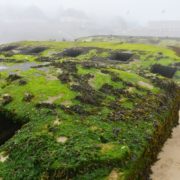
[[0, 0, 180, 43]]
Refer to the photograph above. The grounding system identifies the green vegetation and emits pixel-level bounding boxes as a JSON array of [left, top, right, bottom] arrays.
[[0, 40, 179, 179]]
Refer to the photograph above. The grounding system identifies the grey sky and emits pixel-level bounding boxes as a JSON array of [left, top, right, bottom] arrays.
[[0, 0, 179, 23], [0, 0, 180, 42]]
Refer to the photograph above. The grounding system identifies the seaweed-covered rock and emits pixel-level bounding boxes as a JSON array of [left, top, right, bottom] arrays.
[[23, 93, 34, 102], [1, 94, 13, 105], [36, 56, 56, 62], [76, 92, 103, 106], [81, 62, 95, 69], [36, 102, 56, 109], [112, 128, 121, 138], [108, 110, 127, 121], [101, 70, 110, 74], [7, 74, 22, 82], [57, 73, 71, 83], [60, 105, 88, 115], [100, 84, 114, 94], [0, 40, 179, 180], [19, 79, 27, 86], [153, 78, 178, 95], [111, 74, 122, 82], [100, 84, 124, 97], [53, 61, 77, 73]]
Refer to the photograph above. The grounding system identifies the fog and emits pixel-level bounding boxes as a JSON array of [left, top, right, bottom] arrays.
[[0, 0, 180, 43]]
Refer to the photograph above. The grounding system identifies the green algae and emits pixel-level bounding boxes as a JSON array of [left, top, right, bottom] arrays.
[[0, 41, 179, 179]]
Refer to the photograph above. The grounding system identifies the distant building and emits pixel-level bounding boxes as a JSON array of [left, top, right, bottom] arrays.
[[146, 21, 180, 37]]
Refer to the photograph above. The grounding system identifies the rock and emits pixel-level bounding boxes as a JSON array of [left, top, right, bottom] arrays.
[[81, 61, 95, 69], [1, 94, 13, 105], [35, 56, 56, 62], [7, 74, 22, 82], [0, 152, 9, 163], [76, 92, 103, 106], [53, 61, 77, 73], [69, 105, 88, 115], [36, 102, 56, 109], [23, 93, 34, 102], [111, 74, 121, 82], [101, 70, 110, 74], [60, 104, 88, 115], [56, 136, 68, 144], [108, 169, 119, 180], [19, 79, 27, 85], [113, 128, 121, 138], [100, 84, 114, 94], [53, 118, 62, 126], [57, 73, 71, 83]]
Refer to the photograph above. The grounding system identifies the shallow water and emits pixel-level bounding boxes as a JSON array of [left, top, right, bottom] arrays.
[[151, 111, 180, 180], [0, 66, 7, 70], [0, 62, 37, 72], [0, 62, 49, 72]]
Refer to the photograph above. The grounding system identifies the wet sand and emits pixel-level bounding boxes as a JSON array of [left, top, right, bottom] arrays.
[[151, 111, 180, 180]]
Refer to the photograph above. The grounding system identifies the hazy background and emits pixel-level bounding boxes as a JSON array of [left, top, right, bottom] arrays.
[[0, 0, 180, 43]]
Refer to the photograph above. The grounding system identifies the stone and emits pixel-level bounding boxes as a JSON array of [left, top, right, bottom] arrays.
[[23, 93, 34, 102], [56, 137, 68, 144], [7, 74, 22, 82], [1, 94, 13, 105], [0, 152, 8, 163], [19, 79, 27, 85]]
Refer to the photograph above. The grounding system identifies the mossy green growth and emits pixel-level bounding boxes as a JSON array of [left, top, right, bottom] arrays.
[[0, 40, 179, 179]]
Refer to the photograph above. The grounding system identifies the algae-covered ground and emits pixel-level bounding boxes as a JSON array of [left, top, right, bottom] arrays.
[[0, 41, 180, 180]]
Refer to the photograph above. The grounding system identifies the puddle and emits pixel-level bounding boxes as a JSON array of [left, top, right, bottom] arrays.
[[151, 111, 180, 180], [0, 62, 49, 72], [0, 66, 7, 71]]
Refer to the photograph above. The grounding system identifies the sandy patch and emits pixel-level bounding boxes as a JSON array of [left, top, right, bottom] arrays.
[[151, 111, 180, 180], [60, 100, 72, 107], [127, 87, 135, 93], [0, 152, 8, 163], [108, 169, 119, 180], [46, 74, 58, 81], [44, 95, 63, 104], [53, 118, 62, 126], [138, 81, 154, 90], [108, 169, 124, 180], [56, 136, 68, 144]]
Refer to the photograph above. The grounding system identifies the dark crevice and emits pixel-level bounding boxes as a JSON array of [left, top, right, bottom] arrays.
[[0, 114, 22, 146], [151, 64, 177, 78], [20, 46, 47, 55], [110, 51, 133, 61], [62, 48, 84, 57], [0, 45, 18, 52]]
